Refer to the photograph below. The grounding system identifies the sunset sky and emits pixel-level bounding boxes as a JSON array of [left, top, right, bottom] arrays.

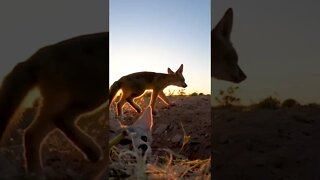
[[212, 0, 320, 105], [110, 0, 211, 95]]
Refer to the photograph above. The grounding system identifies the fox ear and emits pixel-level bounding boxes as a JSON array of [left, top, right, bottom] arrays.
[[215, 8, 233, 39], [176, 64, 183, 74], [168, 68, 174, 74], [133, 106, 153, 131]]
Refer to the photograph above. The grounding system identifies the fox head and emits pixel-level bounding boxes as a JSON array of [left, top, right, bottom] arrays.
[[212, 8, 246, 83], [109, 106, 153, 157], [168, 64, 188, 88]]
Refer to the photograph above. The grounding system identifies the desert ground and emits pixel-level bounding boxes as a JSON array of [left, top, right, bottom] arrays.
[[118, 94, 211, 160], [0, 95, 211, 179], [213, 103, 320, 180]]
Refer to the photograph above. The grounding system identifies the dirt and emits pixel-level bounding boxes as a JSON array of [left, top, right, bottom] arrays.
[[0, 95, 211, 179], [152, 95, 211, 160], [212, 105, 320, 180]]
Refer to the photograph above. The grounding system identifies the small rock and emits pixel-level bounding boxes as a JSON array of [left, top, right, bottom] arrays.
[[171, 134, 182, 143], [154, 124, 169, 134]]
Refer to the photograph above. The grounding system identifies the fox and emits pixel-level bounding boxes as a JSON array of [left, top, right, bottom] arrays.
[[109, 64, 187, 116], [212, 8, 246, 83], [0, 32, 109, 176]]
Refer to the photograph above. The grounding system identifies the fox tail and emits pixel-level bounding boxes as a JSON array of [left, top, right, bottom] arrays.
[[109, 80, 121, 106], [0, 60, 38, 142]]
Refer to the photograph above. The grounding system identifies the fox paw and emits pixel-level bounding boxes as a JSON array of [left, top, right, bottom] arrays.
[[162, 102, 176, 109], [136, 108, 142, 113], [152, 109, 158, 115], [85, 146, 103, 162]]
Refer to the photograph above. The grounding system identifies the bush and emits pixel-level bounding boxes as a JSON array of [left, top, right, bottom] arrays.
[[190, 92, 198, 96], [306, 103, 320, 108], [282, 98, 300, 108], [178, 89, 186, 96], [256, 96, 281, 109], [214, 86, 240, 106]]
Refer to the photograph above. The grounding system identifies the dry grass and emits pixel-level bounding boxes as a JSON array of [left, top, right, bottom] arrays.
[[109, 146, 211, 179]]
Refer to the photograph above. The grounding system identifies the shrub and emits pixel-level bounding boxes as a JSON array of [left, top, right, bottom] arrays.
[[256, 96, 281, 109], [214, 86, 240, 106], [178, 89, 186, 96], [282, 98, 300, 108], [306, 103, 320, 108], [190, 92, 198, 96]]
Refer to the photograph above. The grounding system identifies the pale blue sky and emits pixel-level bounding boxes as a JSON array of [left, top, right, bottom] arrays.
[[212, 0, 320, 105], [110, 0, 210, 95]]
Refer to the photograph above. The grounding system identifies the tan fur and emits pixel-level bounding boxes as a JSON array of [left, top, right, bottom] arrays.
[[0, 32, 108, 176], [212, 8, 246, 83], [109, 64, 187, 115]]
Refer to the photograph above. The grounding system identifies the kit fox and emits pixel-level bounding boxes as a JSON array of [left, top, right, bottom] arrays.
[[0, 32, 108, 175], [212, 8, 246, 83], [109, 64, 187, 116]]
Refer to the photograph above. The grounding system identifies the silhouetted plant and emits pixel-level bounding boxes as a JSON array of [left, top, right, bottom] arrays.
[[167, 90, 175, 96], [178, 89, 186, 96], [256, 96, 281, 109], [214, 86, 240, 106], [306, 102, 320, 108], [190, 92, 198, 96], [282, 98, 300, 108]]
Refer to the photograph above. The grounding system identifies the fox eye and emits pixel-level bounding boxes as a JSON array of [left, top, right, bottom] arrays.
[[141, 136, 148, 142], [119, 138, 132, 145]]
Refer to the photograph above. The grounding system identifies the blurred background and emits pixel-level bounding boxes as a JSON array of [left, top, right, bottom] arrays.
[[212, 0, 320, 105]]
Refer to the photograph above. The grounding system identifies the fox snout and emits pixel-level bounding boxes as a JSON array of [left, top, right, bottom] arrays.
[[233, 68, 247, 83], [183, 83, 187, 88]]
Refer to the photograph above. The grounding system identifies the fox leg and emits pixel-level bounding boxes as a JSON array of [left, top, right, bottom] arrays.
[[24, 107, 56, 173], [116, 96, 127, 116], [150, 90, 160, 115], [158, 91, 175, 107], [54, 111, 102, 162], [126, 97, 142, 113]]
